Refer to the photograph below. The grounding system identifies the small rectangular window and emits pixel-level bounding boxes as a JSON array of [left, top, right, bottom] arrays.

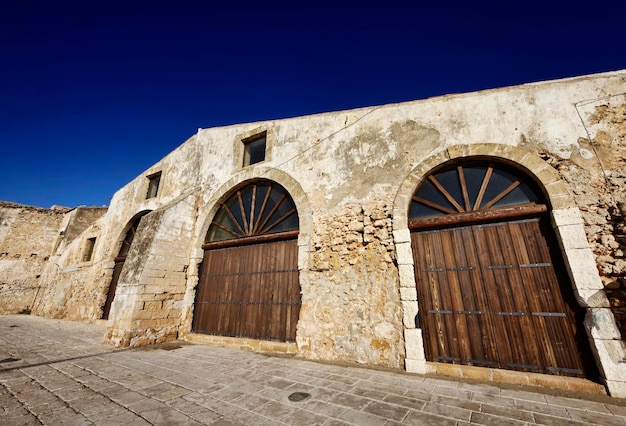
[[83, 237, 96, 262], [146, 172, 162, 199], [243, 133, 266, 166]]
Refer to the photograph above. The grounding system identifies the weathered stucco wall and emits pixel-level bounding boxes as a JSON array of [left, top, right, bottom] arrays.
[[2, 69, 625, 395]]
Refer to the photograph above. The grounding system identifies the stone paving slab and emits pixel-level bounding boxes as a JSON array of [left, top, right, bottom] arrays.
[[1, 315, 626, 425]]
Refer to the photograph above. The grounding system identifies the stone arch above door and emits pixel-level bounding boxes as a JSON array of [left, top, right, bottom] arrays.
[[194, 167, 312, 268], [393, 144, 576, 233]]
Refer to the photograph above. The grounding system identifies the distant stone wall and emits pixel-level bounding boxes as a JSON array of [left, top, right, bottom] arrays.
[[0, 202, 68, 314], [33, 206, 108, 320], [0, 203, 107, 318]]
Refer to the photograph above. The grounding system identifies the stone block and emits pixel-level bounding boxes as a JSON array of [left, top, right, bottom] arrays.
[[591, 338, 626, 382], [139, 276, 156, 286], [446, 144, 472, 159], [459, 365, 491, 382], [585, 308, 622, 340], [143, 285, 167, 294], [402, 301, 418, 329], [506, 146, 531, 163], [166, 309, 182, 319], [150, 318, 180, 327], [131, 309, 161, 320], [400, 287, 417, 301], [467, 143, 511, 158], [605, 380, 626, 399], [405, 358, 428, 375], [395, 242, 414, 266], [550, 194, 577, 210], [404, 328, 425, 361], [552, 207, 584, 227], [491, 369, 530, 386], [398, 264, 416, 287], [527, 372, 567, 390], [164, 271, 186, 280], [144, 269, 167, 278], [557, 223, 592, 250], [392, 229, 411, 244], [523, 154, 552, 175], [564, 378, 607, 394], [143, 301, 163, 311], [298, 245, 310, 270], [433, 362, 462, 378], [532, 168, 562, 189], [561, 248, 604, 291], [575, 289, 610, 307], [543, 180, 573, 201]]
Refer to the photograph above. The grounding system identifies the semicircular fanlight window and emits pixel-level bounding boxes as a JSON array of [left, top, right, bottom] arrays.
[[410, 162, 543, 220], [206, 181, 299, 242]]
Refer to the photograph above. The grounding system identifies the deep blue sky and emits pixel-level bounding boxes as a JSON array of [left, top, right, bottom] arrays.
[[1, 1, 625, 208]]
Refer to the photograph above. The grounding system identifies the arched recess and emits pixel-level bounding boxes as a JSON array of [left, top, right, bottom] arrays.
[[192, 179, 301, 342], [407, 158, 597, 378], [102, 210, 151, 319]]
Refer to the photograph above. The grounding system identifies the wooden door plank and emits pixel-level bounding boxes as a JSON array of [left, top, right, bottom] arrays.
[[194, 238, 300, 342]]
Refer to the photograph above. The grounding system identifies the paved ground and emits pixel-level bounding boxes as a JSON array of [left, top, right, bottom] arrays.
[[1, 316, 626, 426]]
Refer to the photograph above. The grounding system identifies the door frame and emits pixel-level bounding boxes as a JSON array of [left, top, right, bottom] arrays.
[[180, 170, 313, 349], [392, 146, 616, 392]]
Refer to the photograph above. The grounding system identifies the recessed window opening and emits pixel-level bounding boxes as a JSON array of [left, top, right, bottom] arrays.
[[243, 133, 266, 166], [146, 172, 162, 199], [83, 237, 96, 262]]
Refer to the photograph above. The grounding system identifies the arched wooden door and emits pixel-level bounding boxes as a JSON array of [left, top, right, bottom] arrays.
[[193, 180, 301, 342], [409, 161, 595, 378], [101, 212, 149, 319]]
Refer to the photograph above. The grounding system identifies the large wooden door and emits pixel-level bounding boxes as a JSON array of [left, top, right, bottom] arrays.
[[193, 180, 301, 342], [412, 218, 587, 376], [193, 239, 300, 341], [409, 161, 593, 378]]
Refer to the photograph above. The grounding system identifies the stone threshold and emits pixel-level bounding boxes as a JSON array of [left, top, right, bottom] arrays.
[[427, 361, 607, 395], [185, 333, 297, 355]]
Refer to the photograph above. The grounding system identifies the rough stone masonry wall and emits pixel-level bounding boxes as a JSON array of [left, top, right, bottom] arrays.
[[298, 200, 405, 367], [0, 203, 69, 315], [537, 97, 626, 338], [587, 99, 626, 338], [27, 206, 108, 320]]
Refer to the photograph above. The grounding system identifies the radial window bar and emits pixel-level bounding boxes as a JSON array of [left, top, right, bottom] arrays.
[[207, 182, 298, 242], [410, 163, 540, 220]]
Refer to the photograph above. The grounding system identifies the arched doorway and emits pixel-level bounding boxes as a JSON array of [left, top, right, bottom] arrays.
[[102, 211, 150, 320], [409, 159, 595, 378], [192, 180, 301, 342]]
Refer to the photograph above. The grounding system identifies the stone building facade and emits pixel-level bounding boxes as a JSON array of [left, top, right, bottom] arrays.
[[1, 70, 626, 396]]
